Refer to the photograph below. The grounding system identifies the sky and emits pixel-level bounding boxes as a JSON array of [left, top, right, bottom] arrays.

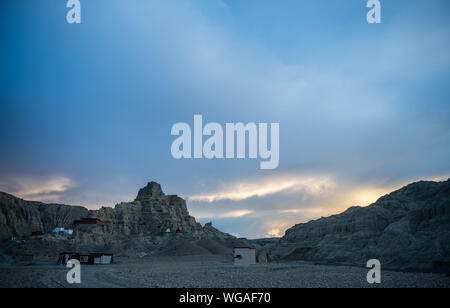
[[0, 0, 449, 238]]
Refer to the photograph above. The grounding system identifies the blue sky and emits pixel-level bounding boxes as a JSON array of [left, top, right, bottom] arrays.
[[1, 0, 449, 238]]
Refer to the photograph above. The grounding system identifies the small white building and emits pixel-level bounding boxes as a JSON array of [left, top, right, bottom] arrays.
[[52, 227, 73, 235], [233, 247, 256, 266], [94, 254, 113, 265]]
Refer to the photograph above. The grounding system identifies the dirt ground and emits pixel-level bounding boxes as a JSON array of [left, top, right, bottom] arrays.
[[0, 255, 449, 288]]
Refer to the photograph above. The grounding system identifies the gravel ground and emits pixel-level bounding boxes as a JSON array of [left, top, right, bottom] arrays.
[[0, 255, 449, 288]]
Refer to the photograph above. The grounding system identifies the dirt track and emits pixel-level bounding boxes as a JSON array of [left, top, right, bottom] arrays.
[[0, 255, 449, 288]]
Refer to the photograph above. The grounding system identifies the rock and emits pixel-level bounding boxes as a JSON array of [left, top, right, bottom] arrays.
[[0, 182, 202, 242], [93, 182, 202, 236], [0, 192, 88, 242], [135, 182, 164, 201], [257, 251, 268, 263], [203, 222, 220, 233], [0, 182, 252, 260], [257, 250, 277, 263], [39, 203, 89, 233], [274, 179, 450, 271], [0, 193, 43, 241]]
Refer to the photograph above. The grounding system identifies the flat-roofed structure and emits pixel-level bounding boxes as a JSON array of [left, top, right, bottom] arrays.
[[233, 247, 256, 266], [73, 218, 102, 227], [58, 252, 114, 265]]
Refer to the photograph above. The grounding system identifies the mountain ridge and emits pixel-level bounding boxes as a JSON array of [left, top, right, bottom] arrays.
[[1, 179, 449, 271], [274, 178, 450, 271]]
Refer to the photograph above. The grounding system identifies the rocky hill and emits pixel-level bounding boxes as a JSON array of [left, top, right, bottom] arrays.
[[0, 182, 252, 262], [0, 182, 201, 242], [93, 182, 202, 236], [274, 179, 450, 271], [0, 193, 89, 242], [2, 179, 449, 270]]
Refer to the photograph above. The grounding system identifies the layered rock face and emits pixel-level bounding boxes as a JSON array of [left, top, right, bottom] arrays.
[[92, 182, 201, 236], [0, 182, 202, 242], [2, 179, 449, 270], [0, 182, 250, 261], [0, 192, 88, 242], [275, 179, 450, 271]]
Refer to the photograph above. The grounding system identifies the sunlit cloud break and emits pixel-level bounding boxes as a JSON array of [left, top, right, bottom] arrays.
[[0, 176, 75, 202], [194, 210, 254, 220], [189, 174, 335, 202]]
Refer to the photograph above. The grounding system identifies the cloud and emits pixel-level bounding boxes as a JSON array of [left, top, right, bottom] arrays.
[[188, 173, 335, 202], [220, 210, 253, 218], [0, 176, 75, 202], [194, 209, 253, 219], [187, 173, 445, 238], [1, 0, 449, 239], [265, 228, 284, 238]]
